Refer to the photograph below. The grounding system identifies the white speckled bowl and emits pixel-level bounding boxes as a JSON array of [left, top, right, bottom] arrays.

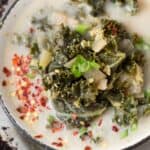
[[0, 0, 150, 150]]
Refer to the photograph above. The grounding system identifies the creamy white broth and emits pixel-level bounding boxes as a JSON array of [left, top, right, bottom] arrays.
[[1, 0, 150, 150]]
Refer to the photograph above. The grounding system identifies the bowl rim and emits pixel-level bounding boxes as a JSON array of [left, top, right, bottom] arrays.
[[0, 0, 150, 150]]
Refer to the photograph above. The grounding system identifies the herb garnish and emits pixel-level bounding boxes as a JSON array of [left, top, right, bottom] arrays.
[[120, 129, 128, 139], [47, 115, 55, 127], [75, 24, 90, 35], [30, 43, 40, 57], [144, 89, 150, 101], [134, 35, 150, 51], [71, 0, 138, 16], [71, 55, 100, 78], [130, 123, 138, 132]]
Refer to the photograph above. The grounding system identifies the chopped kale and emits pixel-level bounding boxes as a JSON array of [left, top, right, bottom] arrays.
[[31, 16, 53, 31], [87, 0, 106, 16], [42, 22, 146, 127], [71, 0, 138, 16], [30, 43, 40, 57], [111, 0, 138, 15], [101, 19, 130, 41]]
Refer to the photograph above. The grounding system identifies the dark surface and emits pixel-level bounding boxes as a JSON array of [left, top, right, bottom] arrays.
[[0, 136, 16, 150], [0, 0, 8, 17]]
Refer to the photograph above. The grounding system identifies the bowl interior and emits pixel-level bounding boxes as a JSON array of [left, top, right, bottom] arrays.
[[0, 0, 150, 150]]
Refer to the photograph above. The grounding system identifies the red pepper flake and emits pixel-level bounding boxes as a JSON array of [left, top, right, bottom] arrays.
[[58, 137, 63, 141], [98, 118, 103, 127], [12, 54, 31, 75], [51, 121, 64, 133], [52, 142, 58, 146], [3, 67, 11, 77], [73, 131, 79, 136], [2, 80, 7, 86], [11, 54, 49, 122], [16, 106, 28, 114], [112, 125, 119, 132], [34, 134, 43, 139], [56, 142, 63, 147], [84, 146, 92, 150], [52, 142, 63, 147], [40, 96, 47, 107], [29, 27, 35, 33], [12, 54, 21, 66], [52, 138, 64, 147], [29, 107, 36, 113], [19, 115, 25, 120]]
